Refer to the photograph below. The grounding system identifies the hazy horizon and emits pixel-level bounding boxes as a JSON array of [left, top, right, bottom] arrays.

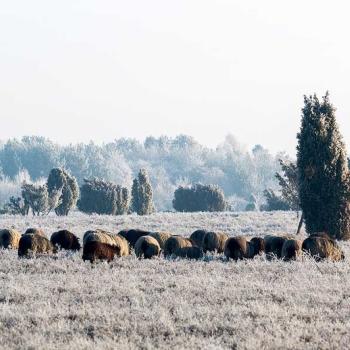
[[1, 0, 350, 156]]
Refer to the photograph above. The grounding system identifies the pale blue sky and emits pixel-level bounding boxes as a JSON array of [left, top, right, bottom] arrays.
[[1, 0, 350, 156]]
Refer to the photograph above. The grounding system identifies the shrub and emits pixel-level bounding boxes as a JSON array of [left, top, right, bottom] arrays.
[[172, 184, 227, 212], [78, 178, 129, 215], [21, 183, 49, 216], [47, 168, 79, 216], [297, 93, 350, 240], [261, 189, 290, 211], [131, 169, 155, 215]]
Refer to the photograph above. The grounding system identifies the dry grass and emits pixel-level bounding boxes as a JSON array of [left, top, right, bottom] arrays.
[[0, 211, 349, 350]]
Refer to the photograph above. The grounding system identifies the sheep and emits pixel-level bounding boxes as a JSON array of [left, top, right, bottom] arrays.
[[164, 236, 194, 257], [224, 237, 249, 261], [190, 230, 208, 248], [24, 228, 47, 238], [134, 236, 161, 259], [0, 229, 21, 249], [173, 246, 203, 260], [264, 235, 289, 260], [83, 230, 130, 257], [82, 241, 120, 263], [50, 230, 81, 251], [247, 237, 265, 258], [281, 239, 302, 261], [302, 235, 344, 262], [149, 231, 172, 250], [18, 234, 53, 258], [118, 229, 150, 248], [202, 231, 228, 254]]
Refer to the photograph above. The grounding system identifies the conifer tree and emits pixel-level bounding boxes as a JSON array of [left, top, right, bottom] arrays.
[[131, 169, 155, 215], [297, 92, 350, 240]]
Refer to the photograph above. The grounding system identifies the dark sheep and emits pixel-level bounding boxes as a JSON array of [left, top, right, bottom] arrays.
[[264, 235, 289, 260], [202, 231, 228, 254], [224, 237, 249, 261], [302, 236, 344, 262], [50, 230, 81, 251], [189, 230, 208, 249], [118, 229, 151, 248], [248, 237, 265, 258], [173, 246, 203, 260], [0, 229, 21, 249], [18, 234, 53, 258], [24, 228, 47, 238], [82, 241, 120, 263], [149, 232, 172, 250], [281, 239, 302, 261], [164, 236, 194, 257]]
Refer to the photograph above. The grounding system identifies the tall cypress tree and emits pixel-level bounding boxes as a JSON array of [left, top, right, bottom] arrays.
[[297, 92, 350, 240], [131, 169, 155, 215]]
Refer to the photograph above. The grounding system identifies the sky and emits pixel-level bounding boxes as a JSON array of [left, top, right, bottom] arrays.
[[1, 0, 350, 156]]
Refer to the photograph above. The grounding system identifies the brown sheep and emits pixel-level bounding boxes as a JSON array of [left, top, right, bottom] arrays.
[[190, 230, 208, 248], [202, 231, 228, 254], [118, 229, 150, 248], [247, 237, 265, 258], [224, 237, 249, 261], [302, 236, 344, 262], [50, 230, 81, 251], [24, 228, 47, 238], [83, 230, 130, 257], [164, 236, 194, 257], [0, 229, 21, 249], [173, 246, 203, 260], [135, 236, 161, 259], [281, 239, 302, 261], [18, 234, 53, 257], [149, 231, 172, 250], [82, 241, 120, 263], [264, 235, 289, 260]]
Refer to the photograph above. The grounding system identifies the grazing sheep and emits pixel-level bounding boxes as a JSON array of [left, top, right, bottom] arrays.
[[118, 229, 150, 248], [281, 239, 302, 261], [149, 231, 172, 250], [135, 236, 161, 259], [190, 230, 208, 248], [24, 228, 47, 237], [82, 241, 119, 263], [50, 230, 81, 251], [18, 234, 53, 257], [164, 236, 194, 257], [302, 236, 344, 262], [83, 230, 130, 257], [224, 237, 249, 261], [173, 246, 203, 260], [248, 237, 265, 258], [264, 235, 289, 260], [202, 231, 228, 254], [0, 229, 21, 249]]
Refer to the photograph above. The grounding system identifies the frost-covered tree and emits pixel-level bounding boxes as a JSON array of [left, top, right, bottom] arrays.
[[173, 184, 227, 212], [131, 169, 155, 215], [78, 178, 129, 215], [297, 93, 350, 240], [21, 183, 49, 216], [47, 168, 79, 216]]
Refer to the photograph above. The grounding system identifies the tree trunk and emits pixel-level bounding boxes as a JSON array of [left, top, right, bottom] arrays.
[[296, 212, 304, 234]]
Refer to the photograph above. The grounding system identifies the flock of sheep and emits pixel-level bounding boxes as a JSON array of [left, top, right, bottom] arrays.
[[0, 227, 345, 263]]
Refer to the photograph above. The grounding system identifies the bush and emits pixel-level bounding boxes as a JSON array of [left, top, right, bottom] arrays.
[[173, 184, 227, 212], [261, 189, 290, 211], [297, 93, 350, 240], [21, 183, 49, 216], [47, 168, 79, 216], [78, 178, 129, 215], [131, 169, 155, 215]]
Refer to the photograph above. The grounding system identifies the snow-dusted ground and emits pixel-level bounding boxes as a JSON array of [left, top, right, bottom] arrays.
[[0, 211, 349, 350]]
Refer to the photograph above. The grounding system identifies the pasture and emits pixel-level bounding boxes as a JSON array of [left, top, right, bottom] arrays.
[[0, 211, 350, 349]]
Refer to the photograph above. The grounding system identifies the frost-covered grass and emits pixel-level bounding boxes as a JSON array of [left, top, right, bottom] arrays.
[[0, 212, 350, 350]]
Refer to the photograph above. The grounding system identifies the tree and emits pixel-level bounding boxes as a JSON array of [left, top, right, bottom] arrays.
[[21, 183, 49, 216], [47, 168, 79, 216], [1, 196, 29, 215], [78, 178, 129, 215], [173, 184, 227, 212], [297, 93, 350, 240], [131, 169, 155, 215], [261, 189, 290, 211]]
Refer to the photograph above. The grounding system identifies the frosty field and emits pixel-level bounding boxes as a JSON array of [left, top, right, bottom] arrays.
[[0, 211, 350, 350]]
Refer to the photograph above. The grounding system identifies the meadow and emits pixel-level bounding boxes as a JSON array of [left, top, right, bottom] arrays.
[[0, 211, 349, 350]]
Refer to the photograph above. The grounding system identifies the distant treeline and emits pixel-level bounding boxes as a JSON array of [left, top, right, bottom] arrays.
[[0, 134, 287, 211]]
